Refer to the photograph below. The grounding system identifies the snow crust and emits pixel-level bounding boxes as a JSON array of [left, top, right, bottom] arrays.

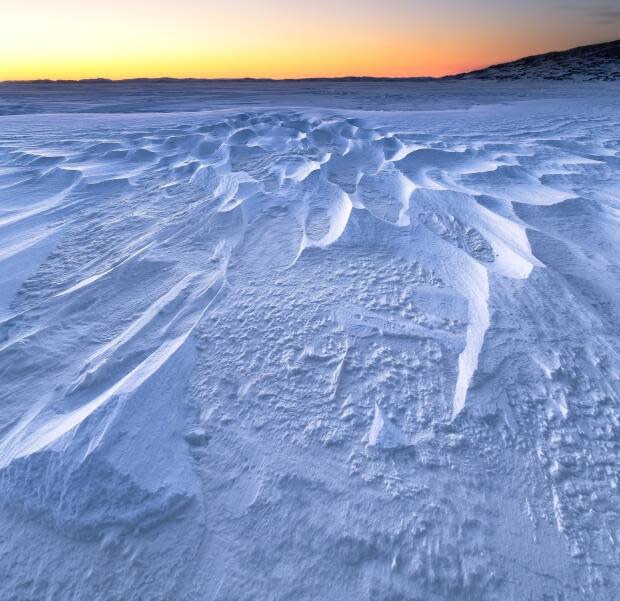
[[0, 81, 619, 600]]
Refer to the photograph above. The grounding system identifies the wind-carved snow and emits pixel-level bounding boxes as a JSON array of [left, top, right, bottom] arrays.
[[367, 403, 408, 449], [0, 82, 619, 601]]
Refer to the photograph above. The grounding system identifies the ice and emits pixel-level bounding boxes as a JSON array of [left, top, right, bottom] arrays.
[[0, 79, 619, 600]]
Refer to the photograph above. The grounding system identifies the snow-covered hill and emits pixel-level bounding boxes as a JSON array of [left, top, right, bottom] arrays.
[[455, 40, 620, 81]]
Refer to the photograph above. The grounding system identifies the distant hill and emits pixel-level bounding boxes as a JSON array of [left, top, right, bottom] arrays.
[[453, 40, 620, 81]]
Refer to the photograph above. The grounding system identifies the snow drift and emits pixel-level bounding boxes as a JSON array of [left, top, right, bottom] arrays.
[[0, 80, 619, 601]]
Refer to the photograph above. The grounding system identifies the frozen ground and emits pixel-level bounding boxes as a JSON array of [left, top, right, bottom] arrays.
[[0, 81, 619, 600]]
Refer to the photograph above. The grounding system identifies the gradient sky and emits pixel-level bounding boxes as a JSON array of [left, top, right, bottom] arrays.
[[2, 0, 619, 80]]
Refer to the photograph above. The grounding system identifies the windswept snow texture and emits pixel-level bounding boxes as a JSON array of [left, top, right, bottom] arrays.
[[1, 81, 620, 601]]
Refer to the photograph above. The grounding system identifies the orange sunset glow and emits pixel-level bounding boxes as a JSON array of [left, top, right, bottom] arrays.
[[2, 1, 619, 80]]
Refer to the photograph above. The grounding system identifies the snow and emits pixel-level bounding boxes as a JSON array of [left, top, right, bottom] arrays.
[[0, 80, 619, 600], [456, 39, 620, 81], [367, 403, 408, 449]]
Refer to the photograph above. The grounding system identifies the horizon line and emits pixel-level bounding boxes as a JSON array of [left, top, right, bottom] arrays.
[[0, 75, 441, 85], [1, 38, 617, 85]]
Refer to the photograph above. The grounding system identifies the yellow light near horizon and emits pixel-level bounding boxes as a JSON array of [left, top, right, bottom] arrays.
[[0, 29, 484, 81], [1, 1, 615, 81]]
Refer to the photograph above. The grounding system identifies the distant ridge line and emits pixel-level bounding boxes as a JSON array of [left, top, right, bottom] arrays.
[[0, 76, 435, 85]]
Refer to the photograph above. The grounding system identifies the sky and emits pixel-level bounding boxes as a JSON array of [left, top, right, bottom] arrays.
[[1, 0, 619, 80]]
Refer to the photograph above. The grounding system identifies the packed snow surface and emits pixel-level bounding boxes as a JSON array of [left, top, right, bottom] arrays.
[[0, 81, 619, 600]]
